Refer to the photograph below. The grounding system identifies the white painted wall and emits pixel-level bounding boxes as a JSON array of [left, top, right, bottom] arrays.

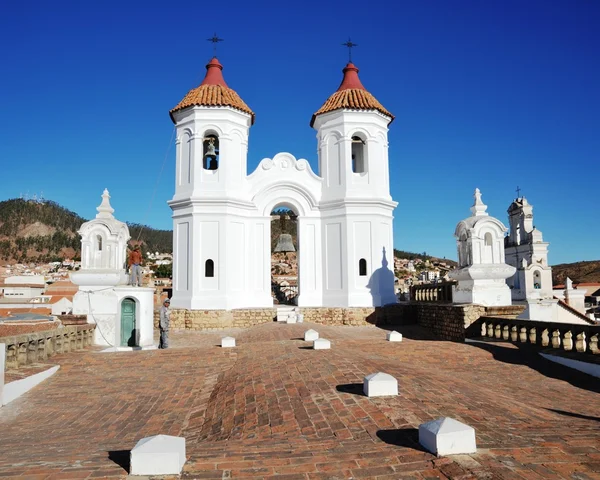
[[168, 102, 398, 310]]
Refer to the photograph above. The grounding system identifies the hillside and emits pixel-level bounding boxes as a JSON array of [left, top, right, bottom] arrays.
[[552, 260, 600, 285], [394, 249, 457, 267], [0, 198, 172, 262]]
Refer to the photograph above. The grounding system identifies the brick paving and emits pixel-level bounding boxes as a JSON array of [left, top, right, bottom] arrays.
[[0, 322, 599, 479]]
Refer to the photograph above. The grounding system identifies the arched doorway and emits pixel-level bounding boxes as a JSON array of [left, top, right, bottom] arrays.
[[271, 206, 299, 305], [120, 298, 137, 346]]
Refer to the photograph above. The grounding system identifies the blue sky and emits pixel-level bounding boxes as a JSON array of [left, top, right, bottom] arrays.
[[0, 0, 598, 265]]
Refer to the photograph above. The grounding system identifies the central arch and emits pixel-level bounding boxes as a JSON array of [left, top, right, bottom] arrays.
[[270, 204, 299, 305]]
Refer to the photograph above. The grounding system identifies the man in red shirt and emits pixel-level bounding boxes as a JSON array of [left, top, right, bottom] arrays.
[[128, 245, 143, 286]]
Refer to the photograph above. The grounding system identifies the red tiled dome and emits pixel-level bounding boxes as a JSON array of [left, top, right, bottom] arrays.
[[170, 58, 255, 124], [311, 63, 394, 127]]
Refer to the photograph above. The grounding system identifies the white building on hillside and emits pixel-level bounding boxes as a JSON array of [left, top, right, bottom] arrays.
[[1, 275, 46, 298], [168, 57, 398, 310]]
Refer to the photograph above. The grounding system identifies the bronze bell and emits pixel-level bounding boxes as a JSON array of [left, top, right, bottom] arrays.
[[274, 233, 295, 252], [204, 138, 218, 170]]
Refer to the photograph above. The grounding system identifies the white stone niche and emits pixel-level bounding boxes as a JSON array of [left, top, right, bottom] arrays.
[[304, 329, 319, 341], [386, 331, 402, 342], [363, 372, 398, 397], [221, 336, 236, 348], [418, 417, 476, 456], [130, 434, 186, 475], [313, 338, 330, 350]]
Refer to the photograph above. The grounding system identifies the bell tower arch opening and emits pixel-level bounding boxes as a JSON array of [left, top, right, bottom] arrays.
[[270, 205, 299, 305]]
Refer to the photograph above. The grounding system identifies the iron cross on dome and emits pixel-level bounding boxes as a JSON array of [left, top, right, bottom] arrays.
[[207, 33, 224, 57], [342, 38, 358, 62]]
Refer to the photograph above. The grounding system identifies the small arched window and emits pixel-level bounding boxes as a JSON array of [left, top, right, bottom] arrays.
[[351, 135, 366, 173], [359, 258, 367, 276], [96, 235, 103, 251], [483, 232, 493, 263], [203, 134, 219, 171], [205, 259, 214, 277], [533, 270, 541, 289]]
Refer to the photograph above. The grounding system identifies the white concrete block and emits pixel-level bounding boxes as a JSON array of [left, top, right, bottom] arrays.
[[221, 336, 236, 348], [286, 314, 297, 324], [313, 338, 331, 350], [297, 313, 304, 323], [2, 366, 60, 406], [419, 417, 476, 456], [363, 372, 398, 397], [130, 434, 186, 475], [386, 331, 403, 342], [304, 329, 319, 341]]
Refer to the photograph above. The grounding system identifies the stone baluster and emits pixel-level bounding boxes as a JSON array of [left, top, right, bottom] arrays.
[[27, 341, 37, 364], [551, 330, 561, 349], [541, 329, 549, 347], [575, 332, 586, 353], [519, 327, 527, 343], [6, 344, 17, 369], [487, 323, 494, 337], [63, 334, 70, 353], [494, 324, 502, 339], [37, 338, 47, 361], [590, 335, 599, 354], [46, 335, 55, 356], [481, 322, 487, 337], [563, 331, 573, 351], [70, 332, 77, 351], [502, 325, 509, 340], [529, 327, 536, 345], [511, 326, 518, 342]]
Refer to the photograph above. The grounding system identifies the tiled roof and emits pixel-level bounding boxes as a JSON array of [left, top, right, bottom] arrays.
[[170, 57, 255, 124], [311, 63, 394, 127]]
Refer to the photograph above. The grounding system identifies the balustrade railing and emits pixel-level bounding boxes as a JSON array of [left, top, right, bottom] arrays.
[[410, 282, 455, 303], [470, 317, 600, 356]]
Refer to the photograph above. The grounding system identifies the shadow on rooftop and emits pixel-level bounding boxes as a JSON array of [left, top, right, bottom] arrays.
[[376, 428, 427, 451], [466, 340, 600, 395], [336, 383, 365, 396], [108, 450, 130, 473], [545, 409, 600, 422]]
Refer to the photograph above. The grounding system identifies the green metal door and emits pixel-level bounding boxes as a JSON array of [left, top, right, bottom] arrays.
[[120, 298, 136, 346]]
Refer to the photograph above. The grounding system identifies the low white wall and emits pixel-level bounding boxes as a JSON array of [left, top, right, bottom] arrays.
[[2, 366, 60, 406]]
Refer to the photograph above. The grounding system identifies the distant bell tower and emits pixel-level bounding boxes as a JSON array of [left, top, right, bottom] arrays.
[[505, 195, 553, 301]]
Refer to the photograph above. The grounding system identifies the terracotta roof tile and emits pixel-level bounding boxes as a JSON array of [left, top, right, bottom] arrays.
[[311, 63, 394, 127], [170, 58, 255, 124]]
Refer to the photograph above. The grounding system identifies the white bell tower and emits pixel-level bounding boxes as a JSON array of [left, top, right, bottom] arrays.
[[311, 62, 398, 307], [168, 57, 258, 310]]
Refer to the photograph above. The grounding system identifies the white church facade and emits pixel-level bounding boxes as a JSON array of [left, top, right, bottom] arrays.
[[168, 58, 398, 310]]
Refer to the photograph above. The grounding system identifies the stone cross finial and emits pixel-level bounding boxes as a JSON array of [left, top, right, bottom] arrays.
[[470, 188, 489, 216], [96, 188, 115, 219]]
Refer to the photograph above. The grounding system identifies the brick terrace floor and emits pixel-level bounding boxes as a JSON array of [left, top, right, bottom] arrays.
[[0, 322, 599, 479]]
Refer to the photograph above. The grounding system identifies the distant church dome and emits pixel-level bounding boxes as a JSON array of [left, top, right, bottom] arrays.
[[170, 57, 255, 124], [310, 62, 394, 127]]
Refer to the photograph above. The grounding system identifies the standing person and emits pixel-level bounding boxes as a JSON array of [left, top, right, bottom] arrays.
[[159, 298, 170, 349], [128, 245, 143, 286]]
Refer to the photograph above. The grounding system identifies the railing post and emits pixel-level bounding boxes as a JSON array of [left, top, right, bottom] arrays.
[[502, 325, 509, 340], [511, 326, 518, 342], [591, 334, 599, 354], [519, 327, 527, 343], [552, 330, 561, 349], [575, 332, 586, 353], [495, 324, 502, 339], [529, 327, 537, 345], [481, 322, 487, 337], [541, 329, 549, 347], [563, 331, 573, 351], [487, 323, 494, 337]]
